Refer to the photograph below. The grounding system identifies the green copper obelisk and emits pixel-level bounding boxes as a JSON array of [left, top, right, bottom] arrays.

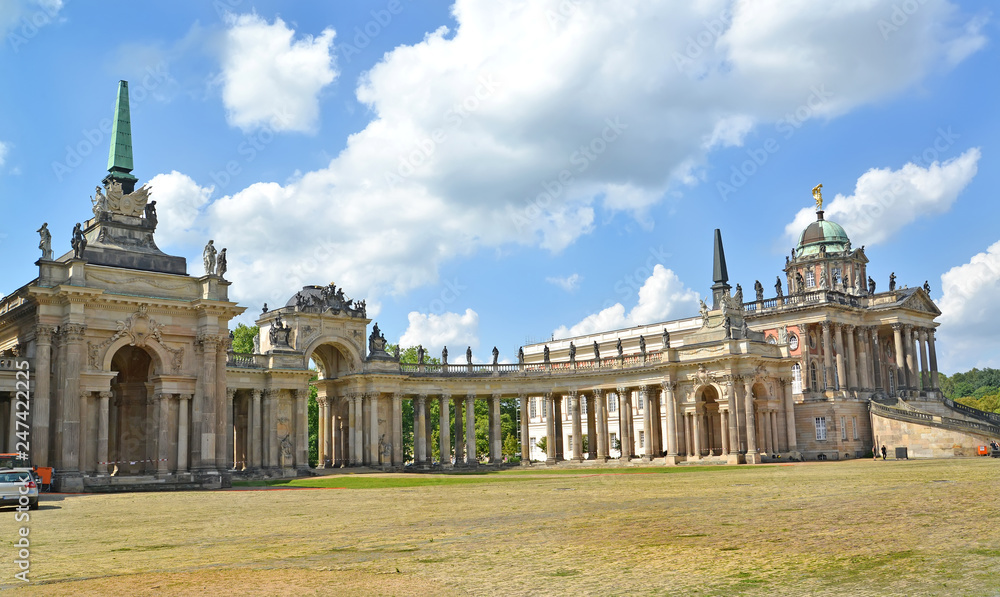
[[103, 80, 138, 194]]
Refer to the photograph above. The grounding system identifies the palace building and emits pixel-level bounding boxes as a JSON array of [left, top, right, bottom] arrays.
[[1, 81, 997, 492]]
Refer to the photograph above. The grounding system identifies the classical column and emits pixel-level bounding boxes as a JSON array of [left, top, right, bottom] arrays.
[[684, 413, 693, 457], [392, 393, 403, 466], [719, 410, 729, 455], [367, 392, 379, 466], [347, 394, 356, 465], [157, 393, 171, 476], [905, 324, 918, 390], [892, 324, 906, 392], [519, 394, 530, 464], [490, 393, 502, 464], [465, 393, 477, 465], [692, 409, 702, 459], [762, 410, 773, 453], [544, 392, 556, 465], [453, 397, 464, 463], [33, 325, 53, 467], [415, 394, 427, 465], [439, 395, 451, 466], [96, 391, 110, 476], [783, 379, 797, 450], [268, 390, 280, 469], [821, 322, 834, 390], [918, 329, 930, 391], [928, 329, 940, 390], [770, 411, 780, 454], [618, 387, 632, 460], [726, 380, 739, 454], [857, 326, 871, 390], [569, 391, 583, 462], [217, 337, 231, 472], [833, 324, 846, 391], [586, 393, 597, 460], [553, 396, 564, 461], [664, 382, 678, 458], [353, 394, 364, 466], [177, 394, 191, 472], [640, 386, 653, 461], [870, 328, 882, 391], [62, 324, 87, 474], [845, 325, 858, 390], [594, 389, 608, 461], [78, 391, 90, 475], [317, 397, 327, 467], [225, 388, 237, 470], [251, 389, 262, 469], [743, 378, 758, 455]]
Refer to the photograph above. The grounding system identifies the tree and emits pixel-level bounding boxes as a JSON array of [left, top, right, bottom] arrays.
[[231, 323, 258, 354]]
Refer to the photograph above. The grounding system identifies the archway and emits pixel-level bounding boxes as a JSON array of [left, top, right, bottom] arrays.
[[307, 341, 357, 468], [696, 385, 724, 457], [109, 345, 154, 476]]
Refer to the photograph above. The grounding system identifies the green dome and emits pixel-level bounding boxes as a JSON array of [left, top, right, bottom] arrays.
[[795, 211, 849, 256]]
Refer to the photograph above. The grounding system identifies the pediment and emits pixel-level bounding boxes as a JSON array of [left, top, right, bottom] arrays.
[[898, 290, 942, 316]]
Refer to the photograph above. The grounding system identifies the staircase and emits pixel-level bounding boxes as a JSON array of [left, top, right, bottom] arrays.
[[869, 399, 1000, 440]]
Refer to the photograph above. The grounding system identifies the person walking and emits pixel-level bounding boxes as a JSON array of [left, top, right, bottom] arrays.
[[880, 445, 887, 460]]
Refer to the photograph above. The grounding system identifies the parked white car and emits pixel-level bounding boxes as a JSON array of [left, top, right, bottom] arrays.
[[0, 469, 39, 510]]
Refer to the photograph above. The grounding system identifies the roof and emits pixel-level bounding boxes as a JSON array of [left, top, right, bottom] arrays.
[[796, 211, 849, 256]]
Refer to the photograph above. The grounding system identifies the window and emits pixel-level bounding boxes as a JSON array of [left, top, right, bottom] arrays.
[[637, 392, 644, 411], [639, 431, 645, 448], [832, 267, 841, 285], [608, 394, 617, 413], [840, 416, 847, 440], [610, 433, 617, 449], [567, 434, 572, 447], [529, 398, 537, 418], [815, 417, 827, 441], [852, 416, 858, 440], [792, 363, 802, 394], [810, 363, 818, 391], [805, 270, 816, 288], [767, 335, 777, 345], [529, 437, 537, 450], [789, 334, 799, 351], [581, 397, 587, 414]]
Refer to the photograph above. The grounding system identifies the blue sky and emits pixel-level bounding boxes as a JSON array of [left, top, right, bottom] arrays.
[[1, 0, 998, 373]]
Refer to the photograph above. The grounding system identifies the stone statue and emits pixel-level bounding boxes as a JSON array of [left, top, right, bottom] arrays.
[[442, 346, 449, 365], [568, 342, 576, 361], [91, 186, 108, 220], [854, 269, 861, 294], [252, 332, 260, 354], [741, 319, 750, 339], [368, 323, 387, 354], [203, 240, 217, 276], [466, 346, 473, 365], [734, 284, 743, 304], [37, 223, 52, 260], [661, 328, 670, 350], [518, 347, 524, 365], [217, 248, 228, 279], [831, 269, 839, 286], [638, 335, 646, 356], [492, 346, 499, 366], [394, 345, 400, 360], [616, 338, 623, 357], [723, 316, 732, 339], [262, 303, 268, 313], [543, 345, 550, 363], [417, 345, 425, 364], [754, 280, 764, 302], [845, 240, 851, 252], [889, 272, 896, 291], [71, 223, 87, 259], [923, 280, 931, 294], [795, 272, 804, 293], [268, 313, 291, 347], [593, 341, 600, 361], [819, 265, 828, 289], [699, 299, 709, 326], [812, 183, 823, 210], [868, 276, 876, 295], [778, 325, 788, 344], [144, 200, 158, 228], [775, 276, 783, 298]]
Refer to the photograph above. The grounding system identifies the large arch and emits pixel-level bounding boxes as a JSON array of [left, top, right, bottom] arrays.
[[694, 383, 725, 458], [109, 344, 156, 476]]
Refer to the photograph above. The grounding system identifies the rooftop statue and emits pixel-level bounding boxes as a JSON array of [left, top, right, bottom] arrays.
[[203, 240, 217, 275], [144, 200, 158, 229], [889, 272, 897, 292], [417, 345, 425, 365], [37, 222, 52, 260], [923, 280, 931, 294], [568, 342, 576, 361], [518, 347, 524, 365], [812, 183, 823, 210], [543, 345, 550, 363], [661, 328, 670, 350], [754, 279, 764, 302], [774, 276, 783, 298], [442, 346, 448, 365], [71, 223, 87, 259], [593, 341, 600, 361], [467, 346, 473, 364], [734, 284, 743, 304], [217, 248, 228, 279], [492, 346, 499, 366], [616, 338, 623, 357], [868, 276, 876, 295]]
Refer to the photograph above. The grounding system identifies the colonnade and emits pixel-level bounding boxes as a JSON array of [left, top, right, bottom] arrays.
[[230, 388, 308, 472]]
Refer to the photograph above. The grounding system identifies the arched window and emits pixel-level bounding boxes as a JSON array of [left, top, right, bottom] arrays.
[[792, 363, 802, 394], [810, 362, 818, 391]]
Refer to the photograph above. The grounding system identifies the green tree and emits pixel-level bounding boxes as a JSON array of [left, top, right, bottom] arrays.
[[231, 324, 258, 354]]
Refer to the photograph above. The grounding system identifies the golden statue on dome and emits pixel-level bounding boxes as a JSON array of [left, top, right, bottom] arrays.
[[812, 183, 823, 210]]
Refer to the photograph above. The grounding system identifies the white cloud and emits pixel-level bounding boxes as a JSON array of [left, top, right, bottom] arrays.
[[0, 141, 8, 167], [146, 171, 214, 247], [218, 13, 337, 132], [399, 309, 480, 355], [177, 0, 983, 312], [546, 273, 581, 292], [553, 265, 700, 339], [784, 148, 980, 247], [937, 240, 1000, 372], [2, 0, 63, 40]]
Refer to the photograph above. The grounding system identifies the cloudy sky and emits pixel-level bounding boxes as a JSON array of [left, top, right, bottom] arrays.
[[0, 0, 997, 373]]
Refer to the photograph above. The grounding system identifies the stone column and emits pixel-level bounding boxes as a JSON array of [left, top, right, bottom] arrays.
[[743, 378, 758, 456], [439, 395, 451, 466], [892, 324, 906, 392], [268, 390, 280, 469], [519, 394, 530, 464], [347, 394, 356, 465], [783, 379, 797, 450], [177, 394, 190, 472], [905, 324, 918, 391], [845, 325, 858, 390], [392, 393, 403, 466], [544, 393, 556, 465], [465, 393, 477, 465], [223, 387, 235, 470], [353, 394, 364, 466], [195, 334, 219, 472], [619, 387, 632, 460], [664, 382, 677, 458], [692, 409, 702, 459], [415, 394, 427, 465], [586, 393, 597, 460], [870, 327, 882, 391], [762, 409, 773, 453], [251, 390, 262, 469], [490, 393, 502, 464], [78, 391, 90, 475], [770, 411, 780, 454], [640, 386, 653, 461], [719, 410, 729, 455], [594, 389, 608, 461], [833, 324, 846, 391], [367, 393, 379, 466], [821, 322, 834, 390], [62, 324, 86, 474], [726, 380, 739, 455], [569, 391, 583, 462], [553, 397, 564, 461], [857, 326, 871, 390], [157, 393, 171, 476], [97, 391, 110, 476], [32, 325, 54, 467], [317, 397, 327, 467], [918, 329, 930, 391], [453, 397, 465, 463], [928, 329, 940, 390], [684, 413, 693, 457], [217, 338, 230, 472]]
